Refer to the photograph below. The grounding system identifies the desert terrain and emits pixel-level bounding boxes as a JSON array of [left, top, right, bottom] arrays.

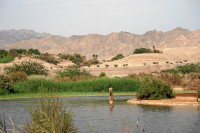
[[1, 46, 200, 78]]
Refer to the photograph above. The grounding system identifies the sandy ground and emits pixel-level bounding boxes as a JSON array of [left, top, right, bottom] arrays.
[[0, 55, 74, 75], [127, 93, 200, 107], [84, 46, 200, 77], [1, 46, 200, 77]]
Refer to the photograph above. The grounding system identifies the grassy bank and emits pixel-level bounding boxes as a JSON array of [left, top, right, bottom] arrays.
[[0, 92, 136, 100], [14, 77, 141, 93], [0, 77, 141, 100]]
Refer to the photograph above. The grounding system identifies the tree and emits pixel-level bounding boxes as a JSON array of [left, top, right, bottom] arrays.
[[8, 49, 18, 57]]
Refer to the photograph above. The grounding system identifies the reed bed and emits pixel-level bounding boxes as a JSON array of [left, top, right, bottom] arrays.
[[14, 78, 141, 93]]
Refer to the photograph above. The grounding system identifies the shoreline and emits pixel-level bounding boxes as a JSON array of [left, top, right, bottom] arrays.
[[127, 93, 199, 107], [0, 92, 136, 101]]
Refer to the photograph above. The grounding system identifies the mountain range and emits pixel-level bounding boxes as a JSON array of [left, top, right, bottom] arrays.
[[1, 27, 200, 59]]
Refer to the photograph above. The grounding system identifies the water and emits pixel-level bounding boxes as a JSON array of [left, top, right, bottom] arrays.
[[0, 95, 200, 133]]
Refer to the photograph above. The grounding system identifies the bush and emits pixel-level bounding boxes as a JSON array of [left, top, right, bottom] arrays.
[[136, 79, 174, 100], [28, 49, 40, 55], [133, 48, 160, 54], [133, 48, 152, 54], [168, 63, 200, 74], [127, 73, 154, 80], [0, 50, 8, 58], [99, 72, 107, 77], [25, 94, 77, 133], [8, 49, 18, 57], [4, 61, 48, 76], [9, 71, 27, 83], [0, 75, 14, 95], [157, 73, 183, 86], [38, 54, 58, 65], [111, 54, 124, 61], [0, 56, 15, 63], [57, 66, 91, 78]]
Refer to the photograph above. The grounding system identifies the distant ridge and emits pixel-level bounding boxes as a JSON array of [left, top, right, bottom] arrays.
[[0, 29, 49, 45], [1, 27, 200, 59]]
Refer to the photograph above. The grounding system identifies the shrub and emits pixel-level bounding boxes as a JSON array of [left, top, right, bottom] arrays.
[[123, 64, 128, 67], [168, 63, 200, 74], [38, 54, 58, 65], [99, 72, 107, 77], [133, 48, 152, 54], [8, 49, 18, 57], [0, 56, 15, 63], [157, 73, 183, 86], [57, 66, 91, 78], [111, 54, 124, 61], [127, 73, 154, 81], [25, 94, 77, 133], [9, 71, 27, 83], [0, 75, 14, 95], [4, 61, 48, 76], [28, 49, 40, 55], [136, 79, 174, 100], [0, 50, 8, 58], [105, 64, 109, 68]]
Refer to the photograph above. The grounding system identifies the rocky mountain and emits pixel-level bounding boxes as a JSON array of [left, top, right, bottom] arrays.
[[1, 27, 200, 59], [0, 29, 49, 45]]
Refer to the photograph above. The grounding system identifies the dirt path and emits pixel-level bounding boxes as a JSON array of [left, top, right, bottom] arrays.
[[127, 93, 199, 107]]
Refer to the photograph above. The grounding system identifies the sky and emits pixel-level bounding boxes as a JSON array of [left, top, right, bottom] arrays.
[[0, 0, 200, 37]]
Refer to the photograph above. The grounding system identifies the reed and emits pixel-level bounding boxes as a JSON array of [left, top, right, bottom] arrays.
[[13, 78, 141, 94]]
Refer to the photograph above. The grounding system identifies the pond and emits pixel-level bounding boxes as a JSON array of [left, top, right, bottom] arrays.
[[0, 95, 200, 133]]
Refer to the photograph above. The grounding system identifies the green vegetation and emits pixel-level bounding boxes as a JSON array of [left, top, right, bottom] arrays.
[[13, 78, 141, 94], [9, 71, 27, 83], [168, 63, 200, 74], [25, 94, 77, 133], [127, 71, 200, 90], [0, 92, 136, 100], [4, 61, 48, 76], [58, 53, 86, 66], [0, 56, 15, 63], [57, 66, 91, 78], [136, 79, 174, 100], [133, 47, 161, 54], [99, 72, 107, 77], [133, 48, 152, 54], [0, 75, 14, 95], [8, 49, 18, 57], [27, 48, 40, 55], [0, 48, 41, 63], [59, 53, 99, 66], [37, 53, 58, 65], [111, 54, 124, 61], [0, 50, 8, 58], [0, 92, 77, 133]]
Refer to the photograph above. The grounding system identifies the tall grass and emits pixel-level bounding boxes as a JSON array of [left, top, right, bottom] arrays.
[[14, 78, 141, 93], [25, 93, 77, 133]]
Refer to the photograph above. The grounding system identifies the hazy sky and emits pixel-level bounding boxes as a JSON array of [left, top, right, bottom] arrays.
[[0, 0, 200, 36]]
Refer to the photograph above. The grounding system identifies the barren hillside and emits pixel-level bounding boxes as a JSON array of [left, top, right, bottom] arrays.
[[2, 27, 200, 59]]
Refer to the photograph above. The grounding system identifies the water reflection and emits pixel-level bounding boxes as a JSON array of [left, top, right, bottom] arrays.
[[138, 105, 173, 112], [109, 104, 114, 112], [0, 96, 200, 133]]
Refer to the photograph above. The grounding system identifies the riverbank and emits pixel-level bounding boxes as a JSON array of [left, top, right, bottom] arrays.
[[0, 92, 136, 101], [127, 93, 199, 107]]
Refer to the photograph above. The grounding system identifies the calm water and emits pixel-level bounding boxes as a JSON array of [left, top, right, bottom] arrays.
[[0, 95, 200, 133]]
